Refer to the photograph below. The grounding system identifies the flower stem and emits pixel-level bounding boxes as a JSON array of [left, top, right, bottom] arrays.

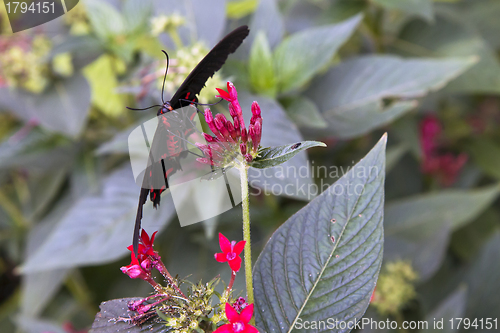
[[225, 270, 236, 296], [155, 258, 186, 298], [240, 165, 254, 304]]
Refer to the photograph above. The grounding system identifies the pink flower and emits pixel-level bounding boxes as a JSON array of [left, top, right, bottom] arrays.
[[216, 81, 238, 102], [120, 251, 151, 280], [419, 115, 467, 186], [121, 229, 159, 280], [214, 303, 258, 333], [214, 233, 245, 272], [198, 82, 262, 167]]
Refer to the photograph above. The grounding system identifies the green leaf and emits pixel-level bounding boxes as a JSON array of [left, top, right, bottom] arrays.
[[249, 31, 277, 97], [123, 0, 152, 34], [386, 143, 408, 172], [454, 0, 500, 49], [20, 165, 176, 272], [384, 185, 500, 280], [21, 198, 72, 317], [464, 232, 500, 321], [422, 286, 467, 333], [274, 14, 362, 93], [372, 0, 434, 21], [226, 0, 259, 19], [385, 185, 500, 234], [450, 209, 500, 261], [385, 222, 450, 281], [92, 298, 166, 332], [253, 134, 386, 333], [465, 138, 500, 180], [85, 0, 125, 41], [282, 96, 328, 128], [248, 0, 284, 49], [398, 13, 500, 94], [251, 141, 326, 169], [308, 56, 476, 139], [83, 54, 126, 117], [0, 74, 91, 137]]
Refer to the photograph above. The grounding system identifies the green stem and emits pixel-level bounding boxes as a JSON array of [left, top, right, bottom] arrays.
[[240, 165, 254, 305]]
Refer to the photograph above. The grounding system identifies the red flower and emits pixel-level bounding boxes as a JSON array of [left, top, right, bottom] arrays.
[[216, 81, 238, 102], [370, 286, 377, 303], [126, 230, 158, 261], [214, 233, 245, 272], [121, 230, 159, 280], [120, 251, 151, 280], [198, 82, 262, 167], [419, 115, 467, 186], [214, 303, 258, 333]]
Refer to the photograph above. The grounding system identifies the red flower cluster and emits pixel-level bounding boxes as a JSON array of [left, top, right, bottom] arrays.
[[197, 82, 262, 167], [121, 230, 159, 281], [419, 115, 468, 186], [214, 233, 245, 272], [214, 303, 258, 333]]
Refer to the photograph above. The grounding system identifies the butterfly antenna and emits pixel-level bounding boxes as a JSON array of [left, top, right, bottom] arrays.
[[161, 50, 170, 105], [126, 105, 162, 111]]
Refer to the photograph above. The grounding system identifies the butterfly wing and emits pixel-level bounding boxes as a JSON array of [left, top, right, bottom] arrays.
[[133, 26, 249, 254], [169, 25, 249, 109]]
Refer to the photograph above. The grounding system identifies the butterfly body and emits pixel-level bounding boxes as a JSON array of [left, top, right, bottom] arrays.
[[132, 25, 250, 254]]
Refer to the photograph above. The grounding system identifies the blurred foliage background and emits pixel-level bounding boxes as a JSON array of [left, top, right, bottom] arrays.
[[1, 0, 500, 332]]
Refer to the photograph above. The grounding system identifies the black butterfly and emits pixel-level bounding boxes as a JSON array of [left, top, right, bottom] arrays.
[[132, 25, 249, 254]]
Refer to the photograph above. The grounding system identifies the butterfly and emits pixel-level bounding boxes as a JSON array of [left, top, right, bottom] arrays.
[[131, 25, 249, 255]]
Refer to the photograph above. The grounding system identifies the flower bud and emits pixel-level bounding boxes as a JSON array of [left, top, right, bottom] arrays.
[[250, 101, 261, 125], [240, 143, 247, 155]]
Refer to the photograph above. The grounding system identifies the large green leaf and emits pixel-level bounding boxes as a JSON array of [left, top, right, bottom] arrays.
[[250, 0, 284, 48], [372, 0, 433, 21], [282, 96, 328, 129], [384, 185, 500, 280], [274, 14, 362, 93], [307, 56, 476, 139], [0, 74, 91, 137], [385, 185, 500, 234], [251, 141, 326, 169], [20, 165, 176, 272], [422, 286, 467, 333], [21, 198, 73, 317], [253, 134, 386, 333], [397, 13, 500, 94], [463, 232, 500, 328], [85, 0, 125, 41], [452, 0, 500, 49]]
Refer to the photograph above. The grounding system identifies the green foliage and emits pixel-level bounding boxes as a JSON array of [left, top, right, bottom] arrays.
[[253, 135, 386, 332], [2, 0, 500, 331], [249, 31, 276, 97], [251, 141, 326, 169]]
